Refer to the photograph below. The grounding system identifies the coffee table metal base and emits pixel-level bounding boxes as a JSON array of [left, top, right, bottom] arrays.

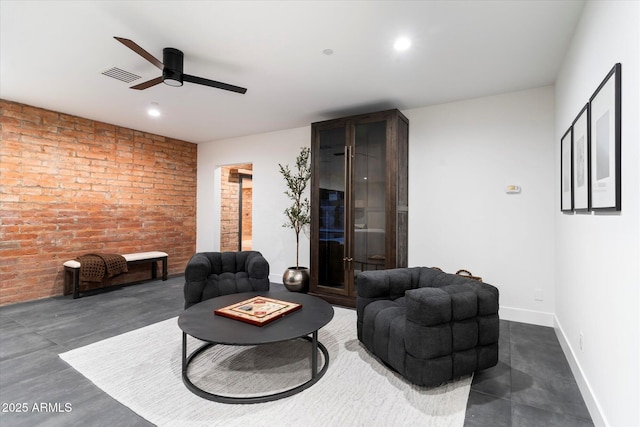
[[181, 331, 329, 404]]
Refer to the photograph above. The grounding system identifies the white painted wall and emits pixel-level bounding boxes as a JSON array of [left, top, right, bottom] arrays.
[[404, 86, 556, 325], [197, 126, 312, 282], [554, 2, 640, 426], [198, 86, 557, 323]]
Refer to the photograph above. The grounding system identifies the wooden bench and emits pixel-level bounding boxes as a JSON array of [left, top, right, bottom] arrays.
[[63, 251, 168, 299]]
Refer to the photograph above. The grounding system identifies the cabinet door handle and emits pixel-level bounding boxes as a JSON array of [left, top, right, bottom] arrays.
[[344, 145, 353, 264]]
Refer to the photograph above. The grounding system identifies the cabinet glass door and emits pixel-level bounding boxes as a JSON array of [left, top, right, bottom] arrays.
[[311, 109, 407, 306], [317, 127, 346, 291], [352, 121, 387, 277]]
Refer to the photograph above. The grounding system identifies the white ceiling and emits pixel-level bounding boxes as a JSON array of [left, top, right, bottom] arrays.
[[1, 0, 585, 144]]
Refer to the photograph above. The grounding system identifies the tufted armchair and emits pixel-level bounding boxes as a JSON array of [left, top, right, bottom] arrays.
[[357, 266, 499, 387], [184, 251, 270, 309]]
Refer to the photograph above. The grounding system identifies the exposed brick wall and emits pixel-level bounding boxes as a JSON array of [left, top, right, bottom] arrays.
[[220, 166, 239, 251], [241, 180, 252, 250], [219, 164, 252, 252], [0, 100, 197, 305]]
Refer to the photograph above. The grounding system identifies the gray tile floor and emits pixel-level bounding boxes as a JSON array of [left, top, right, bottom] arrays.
[[465, 319, 594, 427], [0, 277, 593, 426]]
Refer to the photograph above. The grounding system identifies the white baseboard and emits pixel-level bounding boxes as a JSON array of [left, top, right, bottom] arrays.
[[499, 305, 555, 326], [553, 316, 607, 427]]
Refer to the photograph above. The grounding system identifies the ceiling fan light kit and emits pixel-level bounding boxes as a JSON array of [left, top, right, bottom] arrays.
[[114, 36, 247, 94], [162, 48, 184, 87]]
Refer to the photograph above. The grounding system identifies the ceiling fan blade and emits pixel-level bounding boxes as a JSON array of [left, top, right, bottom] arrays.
[[130, 76, 163, 90], [114, 37, 163, 70], [183, 74, 247, 94]]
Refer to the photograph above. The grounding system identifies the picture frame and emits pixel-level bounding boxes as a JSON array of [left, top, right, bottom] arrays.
[[572, 104, 590, 211], [589, 63, 621, 211], [560, 126, 573, 212]]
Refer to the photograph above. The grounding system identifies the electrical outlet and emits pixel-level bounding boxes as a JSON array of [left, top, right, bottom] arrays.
[[534, 289, 544, 301], [579, 332, 584, 351]]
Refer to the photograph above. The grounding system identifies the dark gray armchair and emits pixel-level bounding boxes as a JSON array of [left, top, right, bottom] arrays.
[[357, 267, 499, 387], [184, 251, 270, 309]]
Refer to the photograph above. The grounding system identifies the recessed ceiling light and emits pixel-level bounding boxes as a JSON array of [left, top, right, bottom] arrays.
[[394, 37, 411, 51], [147, 102, 161, 117]]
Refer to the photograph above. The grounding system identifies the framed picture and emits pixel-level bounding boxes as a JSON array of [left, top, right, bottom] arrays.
[[560, 126, 573, 212], [572, 104, 590, 211], [590, 63, 621, 211]]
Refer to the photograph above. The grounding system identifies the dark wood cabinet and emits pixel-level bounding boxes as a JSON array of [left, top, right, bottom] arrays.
[[309, 109, 409, 307]]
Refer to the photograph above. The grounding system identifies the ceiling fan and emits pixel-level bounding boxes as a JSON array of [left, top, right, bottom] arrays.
[[114, 37, 247, 94]]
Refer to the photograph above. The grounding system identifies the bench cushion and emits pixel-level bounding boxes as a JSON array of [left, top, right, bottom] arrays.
[[64, 251, 168, 269]]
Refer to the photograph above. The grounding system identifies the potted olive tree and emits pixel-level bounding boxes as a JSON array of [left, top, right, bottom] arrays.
[[279, 146, 311, 292]]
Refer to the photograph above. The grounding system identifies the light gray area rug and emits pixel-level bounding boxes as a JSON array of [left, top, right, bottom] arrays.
[[60, 307, 471, 427]]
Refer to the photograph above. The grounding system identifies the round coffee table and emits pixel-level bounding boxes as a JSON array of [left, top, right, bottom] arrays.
[[178, 291, 334, 404]]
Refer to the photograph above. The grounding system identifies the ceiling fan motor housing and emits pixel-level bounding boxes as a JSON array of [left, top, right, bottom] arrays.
[[162, 48, 184, 87]]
